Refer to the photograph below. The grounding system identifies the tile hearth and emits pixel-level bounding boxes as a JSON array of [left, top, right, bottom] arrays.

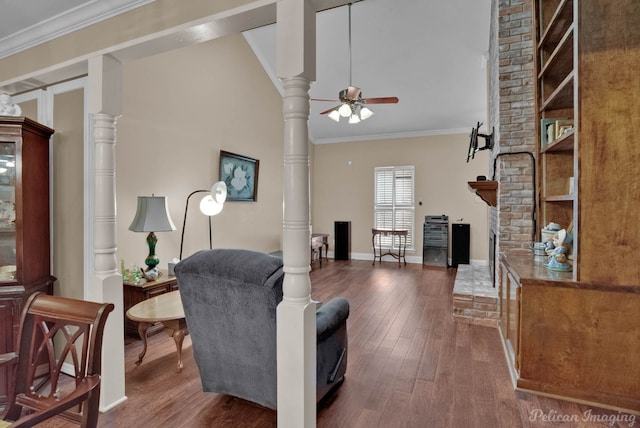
[[452, 264, 498, 327]]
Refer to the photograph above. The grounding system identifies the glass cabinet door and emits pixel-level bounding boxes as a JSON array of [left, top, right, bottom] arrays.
[[0, 142, 16, 282]]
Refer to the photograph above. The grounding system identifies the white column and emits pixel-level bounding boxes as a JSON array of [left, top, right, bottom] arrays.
[[86, 54, 127, 411], [276, 1, 316, 427]]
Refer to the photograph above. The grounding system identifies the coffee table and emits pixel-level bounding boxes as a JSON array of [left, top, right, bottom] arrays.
[[126, 290, 188, 373]]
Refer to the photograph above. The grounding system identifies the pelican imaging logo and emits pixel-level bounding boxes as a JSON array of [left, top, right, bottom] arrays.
[[529, 409, 636, 426]]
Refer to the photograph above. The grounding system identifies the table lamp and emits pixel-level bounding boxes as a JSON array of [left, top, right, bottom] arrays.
[[129, 195, 176, 271]]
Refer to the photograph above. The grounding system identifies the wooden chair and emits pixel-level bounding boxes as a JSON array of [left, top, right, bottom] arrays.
[[0, 292, 114, 428]]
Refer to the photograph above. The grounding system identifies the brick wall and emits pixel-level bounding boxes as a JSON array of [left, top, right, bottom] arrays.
[[489, 0, 536, 262]]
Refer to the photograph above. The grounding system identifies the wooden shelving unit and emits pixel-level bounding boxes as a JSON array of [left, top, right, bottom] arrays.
[[496, 0, 640, 413], [536, 0, 577, 276]]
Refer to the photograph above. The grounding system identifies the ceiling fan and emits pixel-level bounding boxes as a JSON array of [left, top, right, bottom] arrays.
[[312, 3, 399, 124]]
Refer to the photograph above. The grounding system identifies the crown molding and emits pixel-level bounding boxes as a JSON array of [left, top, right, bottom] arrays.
[[0, 0, 156, 60], [310, 128, 471, 145]]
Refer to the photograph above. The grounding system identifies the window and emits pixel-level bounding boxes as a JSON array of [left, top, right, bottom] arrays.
[[374, 166, 415, 250]]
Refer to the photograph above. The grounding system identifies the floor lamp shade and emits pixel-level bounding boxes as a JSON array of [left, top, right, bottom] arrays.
[[129, 196, 176, 271]]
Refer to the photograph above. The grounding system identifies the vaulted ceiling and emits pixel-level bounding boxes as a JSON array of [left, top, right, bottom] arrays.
[[0, 0, 491, 143]]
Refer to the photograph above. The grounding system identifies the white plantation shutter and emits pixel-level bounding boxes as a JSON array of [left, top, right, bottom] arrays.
[[374, 166, 415, 250]]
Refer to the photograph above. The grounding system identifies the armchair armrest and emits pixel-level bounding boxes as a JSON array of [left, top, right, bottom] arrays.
[[316, 297, 349, 340]]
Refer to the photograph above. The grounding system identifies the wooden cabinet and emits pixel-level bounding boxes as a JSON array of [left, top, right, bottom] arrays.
[[497, 0, 640, 414], [535, 0, 640, 283], [498, 257, 525, 381], [123, 271, 178, 337], [499, 250, 640, 412], [0, 117, 55, 405]]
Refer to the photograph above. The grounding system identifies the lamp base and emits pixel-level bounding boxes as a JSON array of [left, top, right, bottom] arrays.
[[145, 257, 160, 272], [145, 231, 160, 271]]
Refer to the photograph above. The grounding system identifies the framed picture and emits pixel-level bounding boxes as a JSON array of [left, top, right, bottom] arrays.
[[540, 118, 555, 149], [555, 119, 574, 139], [219, 150, 259, 201]]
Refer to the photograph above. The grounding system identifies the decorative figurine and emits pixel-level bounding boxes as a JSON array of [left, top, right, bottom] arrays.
[[0, 93, 22, 116], [545, 229, 572, 271]]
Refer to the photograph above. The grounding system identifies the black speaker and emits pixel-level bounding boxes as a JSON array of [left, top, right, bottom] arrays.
[[334, 221, 351, 260], [452, 223, 470, 267]]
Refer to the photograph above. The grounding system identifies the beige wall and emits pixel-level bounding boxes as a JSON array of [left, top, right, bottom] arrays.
[[116, 33, 285, 271], [52, 89, 85, 299], [15, 93, 85, 299], [312, 135, 491, 263]]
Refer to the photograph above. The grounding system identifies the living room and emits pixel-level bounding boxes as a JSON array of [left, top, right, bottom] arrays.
[[1, 0, 494, 423], [1, 0, 639, 426]]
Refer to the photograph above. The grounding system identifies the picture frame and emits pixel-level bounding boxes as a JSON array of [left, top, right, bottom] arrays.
[[555, 120, 574, 139], [540, 118, 555, 149], [219, 150, 259, 201]]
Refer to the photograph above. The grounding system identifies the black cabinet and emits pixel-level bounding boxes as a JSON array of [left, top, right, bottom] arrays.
[[452, 223, 470, 268], [334, 221, 351, 260]]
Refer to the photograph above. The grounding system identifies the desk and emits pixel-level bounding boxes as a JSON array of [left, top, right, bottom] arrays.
[[372, 228, 408, 267], [311, 233, 329, 266], [126, 290, 188, 373]]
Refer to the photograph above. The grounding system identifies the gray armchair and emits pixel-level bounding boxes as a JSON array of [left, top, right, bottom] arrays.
[[174, 248, 349, 410]]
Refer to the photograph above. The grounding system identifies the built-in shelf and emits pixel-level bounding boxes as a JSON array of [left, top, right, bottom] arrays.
[[468, 181, 498, 207], [542, 128, 574, 152]]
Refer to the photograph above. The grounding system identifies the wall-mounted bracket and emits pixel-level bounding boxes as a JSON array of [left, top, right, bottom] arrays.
[[477, 127, 494, 152]]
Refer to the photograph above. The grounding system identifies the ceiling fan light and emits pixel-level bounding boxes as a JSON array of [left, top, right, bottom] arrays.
[[338, 103, 352, 118], [348, 114, 361, 124], [328, 110, 341, 122], [360, 107, 374, 120]]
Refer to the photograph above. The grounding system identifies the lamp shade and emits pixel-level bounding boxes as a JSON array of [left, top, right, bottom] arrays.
[[360, 107, 374, 120], [128, 196, 176, 232], [198, 181, 227, 216], [328, 110, 341, 122], [338, 103, 352, 118], [199, 196, 223, 216], [211, 181, 227, 205]]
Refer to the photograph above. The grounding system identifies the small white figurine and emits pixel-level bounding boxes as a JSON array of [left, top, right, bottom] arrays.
[[545, 229, 572, 271], [0, 93, 22, 116], [144, 267, 159, 280]]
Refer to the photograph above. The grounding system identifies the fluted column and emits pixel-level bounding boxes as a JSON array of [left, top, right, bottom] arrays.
[[93, 113, 118, 275], [278, 75, 316, 428], [282, 76, 313, 295], [276, 1, 316, 426], [87, 54, 126, 411]]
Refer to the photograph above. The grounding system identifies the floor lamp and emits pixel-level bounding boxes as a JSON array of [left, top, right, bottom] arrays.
[[179, 181, 227, 260]]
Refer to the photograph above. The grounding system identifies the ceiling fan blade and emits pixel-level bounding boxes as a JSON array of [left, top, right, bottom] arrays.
[[319, 105, 343, 115], [311, 98, 339, 102], [361, 96, 399, 104]]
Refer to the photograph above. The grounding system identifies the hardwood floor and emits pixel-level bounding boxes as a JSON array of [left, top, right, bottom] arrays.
[[36, 260, 636, 427]]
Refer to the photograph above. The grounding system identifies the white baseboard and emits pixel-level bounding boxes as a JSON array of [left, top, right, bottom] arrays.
[[326, 251, 488, 266]]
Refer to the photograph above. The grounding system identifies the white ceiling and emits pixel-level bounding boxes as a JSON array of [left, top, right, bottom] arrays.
[[0, 0, 491, 144]]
